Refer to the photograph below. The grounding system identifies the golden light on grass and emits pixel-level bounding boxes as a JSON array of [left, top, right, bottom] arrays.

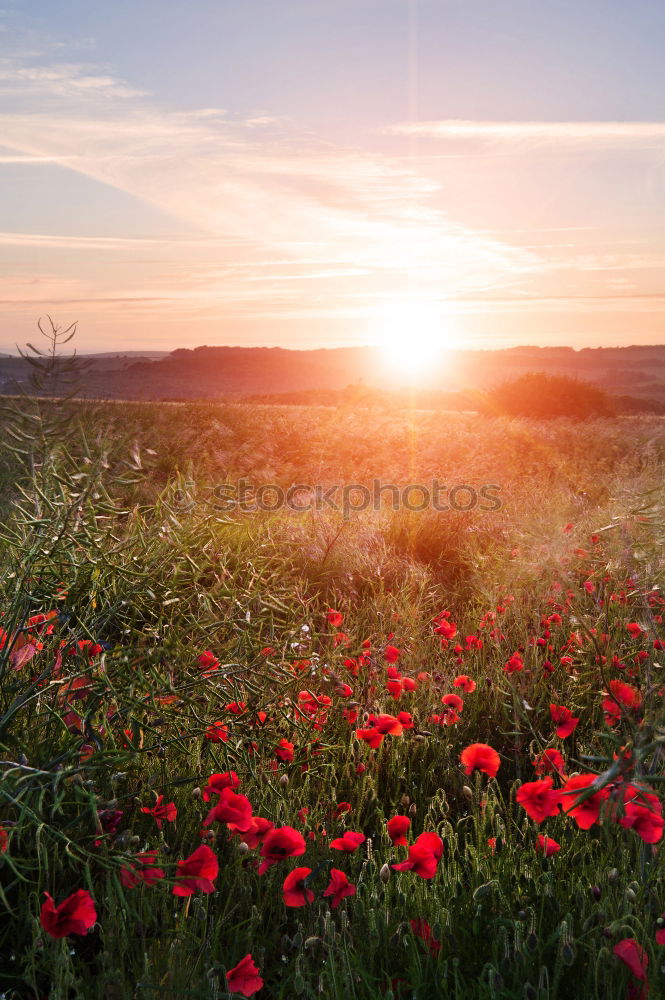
[[373, 300, 449, 380]]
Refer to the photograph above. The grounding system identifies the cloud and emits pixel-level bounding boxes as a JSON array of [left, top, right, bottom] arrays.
[[385, 120, 665, 144]]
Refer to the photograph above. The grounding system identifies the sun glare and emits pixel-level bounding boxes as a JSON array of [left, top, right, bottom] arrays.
[[374, 301, 449, 380]]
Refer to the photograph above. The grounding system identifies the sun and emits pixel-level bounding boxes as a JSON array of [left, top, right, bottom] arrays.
[[373, 300, 449, 380]]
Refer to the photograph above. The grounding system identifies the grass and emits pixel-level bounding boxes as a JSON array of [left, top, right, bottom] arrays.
[[0, 396, 663, 999]]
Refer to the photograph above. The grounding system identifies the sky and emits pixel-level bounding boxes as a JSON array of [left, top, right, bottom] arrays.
[[1, 0, 665, 354]]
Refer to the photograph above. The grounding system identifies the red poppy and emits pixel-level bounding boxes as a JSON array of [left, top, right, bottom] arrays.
[[613, 938, 648, 981], [516, 779, 561, 823], [503, 652, 524, 674], [327, 609, 344, 627], [283, 867, 314, 907], [205, 721, 229, 743], [617, 785, 664, 844], [397, 711, 414, 729], [560, 774, 609, 830], [173, 844, 218, 896], [460, 743, 500, 778], [141, 795, 177, 830], [323, 869, 356, 908], [258, 826, 306, 875], [204, 788, 254, 832], [197, 651, 219, 674], [549, 704, 579, 739], [40, 890, 97, 938], [626, 623, 645, 639], [535, 834, 561, 857], [533, 748, 566, 777], [441, 693, 464, 713], [410, 918, 441, 956], [392, 832, 443, 879], [453, 675, 476, 692], [333, 801, 353, 819], [202, 771, 240, 802], [226, 953, 264, 997], [274, 738, 295, 762], [384, 644, 401, 663], [602, 680, 643, 725], [329, 831, 365, 853], [0, 826, 8, 853], [120, 851, 165, 888], [235, 816, 274, 850]]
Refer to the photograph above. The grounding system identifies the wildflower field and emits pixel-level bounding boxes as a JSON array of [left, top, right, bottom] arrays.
[[1, 394, 664, 999]]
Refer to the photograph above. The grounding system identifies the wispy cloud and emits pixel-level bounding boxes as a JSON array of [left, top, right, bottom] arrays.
[[386, 120, 665, 144]]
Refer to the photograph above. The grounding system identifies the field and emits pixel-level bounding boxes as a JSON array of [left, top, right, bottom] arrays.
[[1, 395, 664, 999]]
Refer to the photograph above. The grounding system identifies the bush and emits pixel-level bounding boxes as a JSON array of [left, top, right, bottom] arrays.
[[486, 372, 615, 419]]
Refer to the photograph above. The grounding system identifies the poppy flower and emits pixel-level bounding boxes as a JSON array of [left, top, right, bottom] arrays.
[[173, 844, 218, 896], [0, 827, 8, 853], [120, 851, 165, 888], [384, 644, 401, 663], [327, 609, 344, 627], [197, 651, 220, 674], [453, 675, 476, 693], [258, 826, 306, 875], [460, 743, 500, 779], [613, 938, 648, 980], [516, 779, 561, 824], [205, 722, 229, 743], [333, 801, 353, 819], [503, 652, 524, 674], [410, 918, 441, 956], [329, 831, 365, 853], [283, 867, 314, 907], [274, 738, 295, 762], [560, 774, 610, 830], [626, 623, 645, 639], [235, 816, 274, 850], [441, 693, 464, 713], [549, 704, 579, 739], [617, 785, 664, 844], [204, 788, 254, 832], [392, 832, 443, 879], [226, 953, 264, 997], [323, 869, 356, 908], [602, 680, 643, 726], [40, 890, 97, 938], [533, 748, 566, 777], [535, 834, 561, 857], [202, 771, 240, 802], [397, 711, 414, 729], [141, 795, 177, 830]]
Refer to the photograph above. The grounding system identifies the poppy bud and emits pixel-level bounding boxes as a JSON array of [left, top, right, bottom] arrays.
[[191, 787, 201, 799], [591, 886, 601, 901], [400, 794, 410, 808], [279, 774, 289, 788], [379, 863, 391, 884], [237, 842, 250, 856], [608, 868, 619, 885], [625, 888, 636, 902], [462, 785, 473, 800], [408, 803, 417, 817]]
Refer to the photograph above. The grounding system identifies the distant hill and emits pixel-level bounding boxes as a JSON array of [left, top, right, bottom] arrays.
[[2, 343, 665, 410]]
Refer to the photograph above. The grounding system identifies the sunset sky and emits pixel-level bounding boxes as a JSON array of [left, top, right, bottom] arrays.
[[1, 0, 665, 354]]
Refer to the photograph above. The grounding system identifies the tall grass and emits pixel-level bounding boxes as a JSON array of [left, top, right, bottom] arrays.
[[0, 395, 663, 998]]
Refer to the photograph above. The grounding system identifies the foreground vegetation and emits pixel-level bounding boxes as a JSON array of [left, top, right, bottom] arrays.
[[0, 383, 664, 998]]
